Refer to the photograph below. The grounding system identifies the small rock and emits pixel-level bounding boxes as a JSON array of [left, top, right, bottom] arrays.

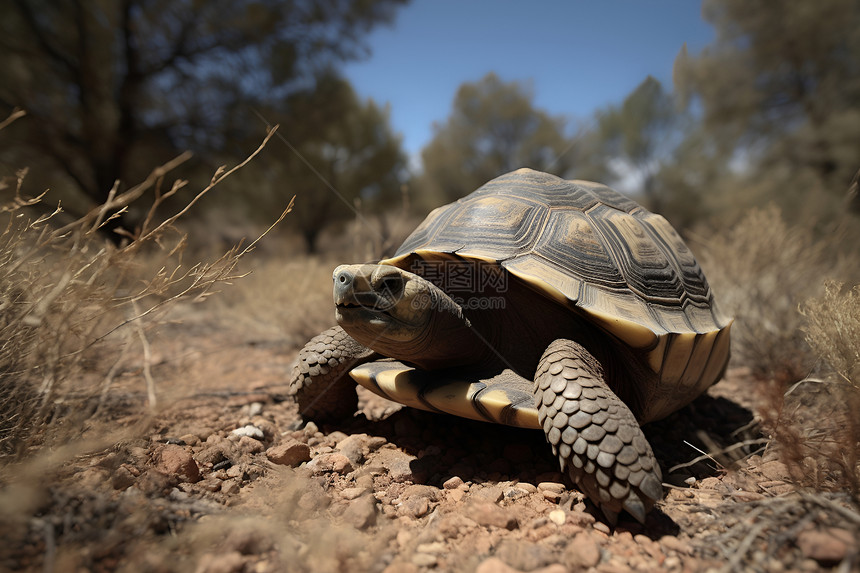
[[341, 486, 368, 501], [237, 435, 264, 454], [154, 444, 200, 483], [516, 482, 537, 494], [400, 484, 440, 501], [297, 481, 331, 512], [475, 557, 518, 573], [372, 448, 416, 483], [226, 464, 246, 480], [196, 551, 245, 573], [416, 542, 447, 554], [542, 490, 562, 503], [231, 425, 264, 440], [411, 553, 437, 567], [504, 487, 529, 500], [303, 421, 319, 435], [307, 453, 353, 474], [111, 466, 136, 490], [758, 460, 791, 482], [382, 562, 419, 573], [467, 501, 518, 530], [548, 510, 565, 525], [443, 476, 465, 490], [448, 489, 466, 503], [660, 536, 693, 555], [221, 481, 240, 495], [797, 528, 853, 565], [593, 522, 610, 535], [342, 495, 377, 529], [534, 566, 567, 573], [336, 434, 367, 465], [537, 482, 565, 494], [401, 496, 429, 518], [564, 532, 601, 569], [266, 440, 311, 467], [178, 433, 200, 446], [495, 539, 555, 571], [474, 485, 504, 503]]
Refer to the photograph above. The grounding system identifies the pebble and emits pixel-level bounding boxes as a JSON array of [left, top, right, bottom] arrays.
[[342, 495, 377, 530], [237, 435, 264, 454], [504, 487, 530, 500], [154, 444, 200, 483], [548, 510, 566, 525], [537, 482, 565, 494], [443, 476, 465, 489], [796, 528, 853, 565], [266, 440, 311, 467], [467, 501, 518, 530], [660, 536, 693, 556], [475, 557, 519, 573], [382, 562, 419, 573], [400, 496, 429, 518], [495, 539, 555, 571], [758, 460, 791, 482], [231, 425, 264, 440], [516, 482, 537, 494], [111, 466, 136, 490], [593, 522, 610, 535], [563, 532, 601, 569], [307, 453, 354, 474], [416, 542, 447, 554], [411, 553, 437, 567], [221, 481, 240, 495], [303, 421, 319, 435], [474, 485, 504, 503], [341, 486, 368, 501], [371, 448, 416, 483]]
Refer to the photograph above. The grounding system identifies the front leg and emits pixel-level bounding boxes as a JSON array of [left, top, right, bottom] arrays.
[[290, 326, 378, 423], [534, 339, 663, 524]]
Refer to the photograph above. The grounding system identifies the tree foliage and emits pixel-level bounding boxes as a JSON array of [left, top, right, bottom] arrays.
[[674, 0, 860, 221], [0, 0, 407, 233], [419, 73, 574, 208], [585, 76, 682, 213], [250, 72, 406, 253]]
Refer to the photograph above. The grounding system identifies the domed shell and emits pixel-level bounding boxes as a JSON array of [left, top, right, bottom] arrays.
[[381, 169, 731, 413]]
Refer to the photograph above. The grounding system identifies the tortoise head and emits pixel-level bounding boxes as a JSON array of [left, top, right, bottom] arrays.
[[333, 263, 478, 369]]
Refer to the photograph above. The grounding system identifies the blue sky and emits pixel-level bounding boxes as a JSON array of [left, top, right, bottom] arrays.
[[343, 0, 714, 166]]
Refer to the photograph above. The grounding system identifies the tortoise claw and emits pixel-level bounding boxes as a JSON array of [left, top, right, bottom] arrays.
[[601, 506, 619, 526], [622, 494, 646, 524]]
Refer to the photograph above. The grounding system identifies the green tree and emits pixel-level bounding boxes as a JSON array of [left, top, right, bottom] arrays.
[[419, 73, 575, 207], [674, 0, 860, 220], [586, 77, 682, 213], [0, 0, 407, 236], [251, 72, 406, 254]]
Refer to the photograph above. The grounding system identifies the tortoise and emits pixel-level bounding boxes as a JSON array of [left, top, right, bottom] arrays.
[[290, 168, 731, 523]]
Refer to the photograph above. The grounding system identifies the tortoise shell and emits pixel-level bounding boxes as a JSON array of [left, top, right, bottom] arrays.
[[369, 169, 731, 423]]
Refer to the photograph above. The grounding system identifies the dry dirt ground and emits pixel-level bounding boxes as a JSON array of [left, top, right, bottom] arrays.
[[2, 297, 859, 573]]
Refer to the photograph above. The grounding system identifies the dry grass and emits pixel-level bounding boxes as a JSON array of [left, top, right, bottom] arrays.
[[694, 204, 857, 383], [695, 203, 860, 503], [0, 116, 287, 461]]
